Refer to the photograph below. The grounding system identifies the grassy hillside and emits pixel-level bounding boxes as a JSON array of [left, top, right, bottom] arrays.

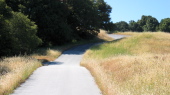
[[81, 32, 170, 95]]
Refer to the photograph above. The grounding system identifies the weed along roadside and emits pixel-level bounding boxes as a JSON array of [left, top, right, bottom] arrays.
[[0, 30, 112, 95], [0, 57, 42, 95], [81, 32, 170, 95]]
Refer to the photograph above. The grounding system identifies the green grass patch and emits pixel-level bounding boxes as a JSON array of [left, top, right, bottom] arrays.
[[88, 39, 133, 59], [88, 33, 156, 59]]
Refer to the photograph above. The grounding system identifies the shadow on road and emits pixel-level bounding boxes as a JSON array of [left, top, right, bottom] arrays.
[[62, 43, 97, 55], [42, 61, 63, 66]]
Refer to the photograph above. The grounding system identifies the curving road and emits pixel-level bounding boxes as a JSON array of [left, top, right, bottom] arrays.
[[11, 34, 127, 95]]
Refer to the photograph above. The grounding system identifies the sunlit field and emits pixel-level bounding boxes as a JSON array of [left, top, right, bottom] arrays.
[[81, 32, 170, 95]]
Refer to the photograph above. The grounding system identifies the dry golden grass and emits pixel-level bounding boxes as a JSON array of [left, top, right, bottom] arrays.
[[98, 29, 114, 41], [81, 32, 170, 95], [0, 57, 41, 95], [32, 49, 62, 62]]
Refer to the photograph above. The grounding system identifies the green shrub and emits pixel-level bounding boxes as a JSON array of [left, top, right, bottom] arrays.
[[9, 12, 42, 54], [0, 12, 42, 57]]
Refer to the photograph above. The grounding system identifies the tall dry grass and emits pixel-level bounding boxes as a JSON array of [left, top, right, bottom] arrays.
[[0, 57, 41, 95], [98, 29, 114, 41], [81, 32, 170, 95], [32, 48, 63, 62]]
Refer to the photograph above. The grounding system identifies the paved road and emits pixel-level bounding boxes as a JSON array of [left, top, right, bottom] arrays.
[[11, 34, 127, 95]]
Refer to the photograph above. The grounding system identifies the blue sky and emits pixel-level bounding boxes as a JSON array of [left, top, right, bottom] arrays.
[[104, 0, 170, 23]]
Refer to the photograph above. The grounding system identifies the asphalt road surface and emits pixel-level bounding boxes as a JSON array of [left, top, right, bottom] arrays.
[[11, 34, 127, 95]]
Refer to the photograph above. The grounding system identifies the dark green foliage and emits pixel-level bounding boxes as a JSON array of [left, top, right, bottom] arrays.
[[0, 1, 42, 56], [104, 22, 116, 32], [138, 15, 159, 31], [0, 0, 12, 31], [9, 12, 42, 54], [6, 0, 112, 46], [5, 0, 21, 11], [0, 0, 14, 56], [0, 0, 12, 18], [129, 20, 142, 32], [89, 0, 114, 32], [115, 21, 129, 32], [6, 0, 74, 46], [0, 12, 42, 56], [114, 15, 162, 32], [1, 0, 114, 56], [159, 18, 170, 32], [32, 0, 73, 45], [96, 0, 112, 31], [67, 0, 100, 40]]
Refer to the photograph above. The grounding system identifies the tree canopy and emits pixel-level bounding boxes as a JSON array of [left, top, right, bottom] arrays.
[[1, 0, 170, 57], [0, 0, 41, 56], [159, 18, 170, 32], [114, 15, 170, 33], [1, 0, 113, 56], [115, 21, 129, 32], [5, 0, 113, 45], [138, 15, 159, 31]]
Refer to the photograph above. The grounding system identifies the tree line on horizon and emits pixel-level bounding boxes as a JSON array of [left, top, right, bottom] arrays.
[[114, 15, 170, 32], [0, 0, 114, 57]]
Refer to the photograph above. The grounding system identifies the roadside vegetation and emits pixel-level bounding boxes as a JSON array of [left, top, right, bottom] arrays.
[[0, 30, 112, 95], [31, 29, 113, 62], [0, 57, 41, 95], [81, 32, 170, 95]]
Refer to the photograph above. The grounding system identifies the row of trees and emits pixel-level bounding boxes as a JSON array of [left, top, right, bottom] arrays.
[[114, 15, 170, 32], [0, 0, 114, 57]]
